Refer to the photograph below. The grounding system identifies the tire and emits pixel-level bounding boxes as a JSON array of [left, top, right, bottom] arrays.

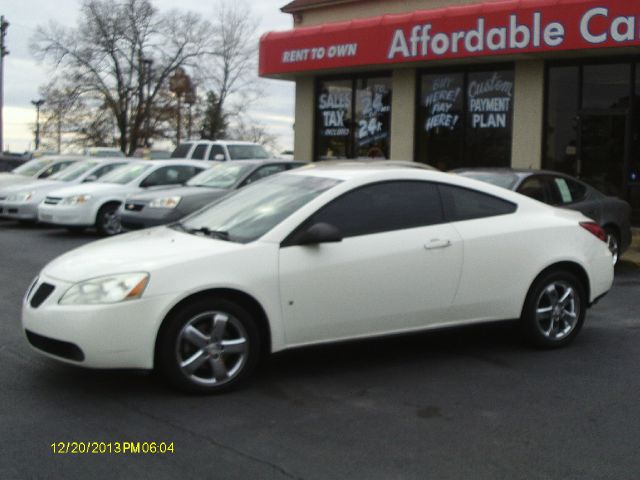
[[520, 270, 586, 348], [604, 227, 620, 266], [95, 203, 122, 236], [156, 298, 261, 394]]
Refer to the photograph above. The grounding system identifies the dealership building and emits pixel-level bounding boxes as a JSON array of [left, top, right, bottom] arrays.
[[259, 0, 640, 220]]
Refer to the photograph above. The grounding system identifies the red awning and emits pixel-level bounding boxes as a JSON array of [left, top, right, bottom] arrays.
[[260, 0, 640, 77]]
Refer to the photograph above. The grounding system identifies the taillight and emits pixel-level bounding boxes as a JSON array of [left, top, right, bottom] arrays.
[[580, 222, 606, 242]]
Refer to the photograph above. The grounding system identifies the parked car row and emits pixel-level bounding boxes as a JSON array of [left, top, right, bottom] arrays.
[[21, 161, 615, 394], [0, 156, 305, 236]]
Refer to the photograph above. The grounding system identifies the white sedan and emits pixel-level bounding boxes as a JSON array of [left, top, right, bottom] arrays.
[[22, 162, 614, 393], [0, 158, 128, 222], [37, 160, 207, 235]]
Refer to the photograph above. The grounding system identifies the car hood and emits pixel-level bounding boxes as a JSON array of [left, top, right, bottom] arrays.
[[0, 174, 35, 189], [42, 226, 245, 283], [127, 185, 229, 202], [0, 179, 64, 196]]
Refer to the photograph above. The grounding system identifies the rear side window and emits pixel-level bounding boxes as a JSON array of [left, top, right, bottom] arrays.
[[191, 144, 208, 160], [439, 184, 516, 221], [305, 181, 444, 238], [208, 145, 226, 161], [564, 178, 588, 203]]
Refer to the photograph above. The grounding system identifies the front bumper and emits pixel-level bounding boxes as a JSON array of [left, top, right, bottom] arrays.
[[0, 201, 38, 220], [38, 203, 96, 227], [22, 274, 176, 369]]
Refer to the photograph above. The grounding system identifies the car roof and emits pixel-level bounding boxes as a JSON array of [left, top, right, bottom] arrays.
[[453, 167, 577, 179], [287, 160, 437, 180], [180, 140, 264, 146]]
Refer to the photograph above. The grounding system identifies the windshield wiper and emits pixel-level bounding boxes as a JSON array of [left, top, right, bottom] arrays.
[[188, 226, 230, 240], [171, 222, 230, 241]]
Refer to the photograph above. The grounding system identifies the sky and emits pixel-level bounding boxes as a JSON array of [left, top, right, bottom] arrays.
[[1, 0, 295, 153]]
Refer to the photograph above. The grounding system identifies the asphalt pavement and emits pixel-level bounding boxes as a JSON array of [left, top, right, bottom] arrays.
[[1, 220, 639, 479]]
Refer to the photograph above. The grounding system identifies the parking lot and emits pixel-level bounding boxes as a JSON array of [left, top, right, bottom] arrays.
[[1, 221, 640, 480]]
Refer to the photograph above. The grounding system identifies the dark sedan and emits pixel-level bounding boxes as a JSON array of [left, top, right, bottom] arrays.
[[119, 160, 304, 231], [454, 168, 632, 264]]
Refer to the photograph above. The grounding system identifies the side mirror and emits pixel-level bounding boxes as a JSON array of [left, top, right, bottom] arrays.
[[214, 154, 225, 162], [83, 175, 98, 183], [296, 222, 342, 246]]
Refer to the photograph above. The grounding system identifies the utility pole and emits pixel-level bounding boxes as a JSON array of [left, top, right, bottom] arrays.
[[0, 16, 9, 154], [31, 99, 45, 150]]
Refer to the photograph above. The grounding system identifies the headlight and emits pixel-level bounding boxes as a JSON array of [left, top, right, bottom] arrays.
[[6, 191, 34, 202], [60, 194, 92, 205], [59, 272, 149, 305], [149, 196, 181, 209]]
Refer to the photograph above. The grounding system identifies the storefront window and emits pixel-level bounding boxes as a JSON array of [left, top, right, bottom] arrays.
[[354, 78, 392, 159], [416, 67, 514, 171], [417, 73, 464, 170], [316, 80, 352, 160], [315, 75, 391, 161], [582, 64, 631, 110]]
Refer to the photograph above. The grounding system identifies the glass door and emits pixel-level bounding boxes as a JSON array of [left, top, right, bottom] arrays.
[[577, 112, 627, 198]]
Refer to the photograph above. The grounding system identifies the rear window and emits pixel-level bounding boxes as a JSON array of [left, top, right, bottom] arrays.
[[439, 184, 517, 221], [227, 144, 271, 160], [456, 171, 519, 189]]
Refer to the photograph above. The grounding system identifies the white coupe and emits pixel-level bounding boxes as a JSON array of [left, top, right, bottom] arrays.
[[22, 162, 614, 393]]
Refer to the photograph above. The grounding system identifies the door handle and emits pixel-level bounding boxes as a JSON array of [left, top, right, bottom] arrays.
[[424, 239, 452, 250]]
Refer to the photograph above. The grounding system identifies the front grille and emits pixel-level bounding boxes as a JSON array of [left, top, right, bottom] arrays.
[[30, 283, 55, 308], [44, 196, 62, 205], [125, 203, 144, 212], [25, 330, 84, 361]]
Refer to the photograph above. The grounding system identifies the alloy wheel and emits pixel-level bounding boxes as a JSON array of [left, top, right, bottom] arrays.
[[535, 281, 580, 341], [175, 311, 249, 387]]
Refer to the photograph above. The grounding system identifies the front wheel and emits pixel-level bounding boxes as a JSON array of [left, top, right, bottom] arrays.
[[156, 298, 261, 393], [96, 203, 122, 236], [520, 271, 586, 348]]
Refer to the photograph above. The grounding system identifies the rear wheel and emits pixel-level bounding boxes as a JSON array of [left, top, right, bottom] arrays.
[[96, 203, 121, 236], [156, 298, 261, 393], [604, 227, 620, 266], [520, 270, 586, 348]]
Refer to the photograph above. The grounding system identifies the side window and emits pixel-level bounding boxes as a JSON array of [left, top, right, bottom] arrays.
[[243, 165, 288, 186], [191, 144, 208, 160], [517, 176, 548, 203], [141, 166, 198, 187], [440, 184, 516, 221], [38, 161, 73, 178], [92, 163, 123, 179], [304, 181, 443, 238], [208, 145, 226, 161], [565, 178, 587, 203]]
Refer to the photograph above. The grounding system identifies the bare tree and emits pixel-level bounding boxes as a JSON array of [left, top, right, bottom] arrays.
[[31, 0, 215, 154], [229, 117, 280, 152], [195, 0, 262, 138]]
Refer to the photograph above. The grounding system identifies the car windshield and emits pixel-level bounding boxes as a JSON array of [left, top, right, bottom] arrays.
[[50, 161, 99, 181], [171, 143, 193, 158], [227, 144, 271, 160], [187, 163, 254, 189], [12, 158, 54, 176], [456, 171, 519, 189], [97, 163, 152, 184], [176, 174, 340, 243]]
